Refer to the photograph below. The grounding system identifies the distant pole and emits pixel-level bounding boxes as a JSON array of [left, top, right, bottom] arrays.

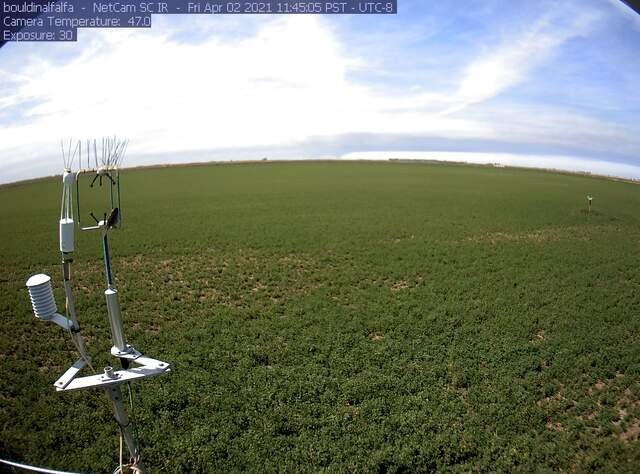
[[587, 194, 593, 213]]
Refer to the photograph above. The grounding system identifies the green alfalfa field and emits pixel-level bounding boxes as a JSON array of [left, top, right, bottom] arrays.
[[1, 161, 640, 472]]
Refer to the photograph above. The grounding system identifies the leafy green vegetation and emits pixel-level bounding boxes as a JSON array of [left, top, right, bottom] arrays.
[[1, 161, 640, 472]]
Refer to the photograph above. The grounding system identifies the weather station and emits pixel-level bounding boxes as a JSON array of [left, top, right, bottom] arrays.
[[14, 138, 171, 474]]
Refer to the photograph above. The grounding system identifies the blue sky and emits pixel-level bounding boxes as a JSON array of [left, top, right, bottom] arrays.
[[0, 0, 639, 184]]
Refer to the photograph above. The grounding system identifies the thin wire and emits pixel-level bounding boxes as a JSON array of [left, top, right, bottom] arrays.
[[71, 140, 79, 170], [107, 137, 112, 168], [110, 429, 124, 474], [111, 137, 124, 169], [120, 139, 128, 167], [126, 382, 139, 459], [112, 426, 144, 474], [127, 383, 134, 409], [119, 429, 124, 474], [111, 140, 119, 168], [112, 137, 117, 167], [106, 138, 112, 168]]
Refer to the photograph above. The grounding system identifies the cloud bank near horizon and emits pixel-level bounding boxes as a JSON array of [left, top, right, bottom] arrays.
[[0, 0, 639, 184]]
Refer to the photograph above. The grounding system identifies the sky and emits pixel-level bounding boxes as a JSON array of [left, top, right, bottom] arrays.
[[0, 0, 639, 184]]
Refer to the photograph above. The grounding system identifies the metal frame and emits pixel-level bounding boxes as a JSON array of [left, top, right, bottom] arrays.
[[75, 167, 122, 231], [24, 138, 168, 474]]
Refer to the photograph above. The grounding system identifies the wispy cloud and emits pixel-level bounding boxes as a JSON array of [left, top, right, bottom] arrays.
[[442, 7, 601, 114]]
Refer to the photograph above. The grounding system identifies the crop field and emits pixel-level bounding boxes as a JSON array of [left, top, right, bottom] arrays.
[[1, 161, 640, 472]]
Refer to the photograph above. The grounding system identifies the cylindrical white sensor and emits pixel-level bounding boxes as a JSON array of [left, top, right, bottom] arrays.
[[26, 274, 57, 320], [105, 288, 127, 351], [59, 218, 75, 253]]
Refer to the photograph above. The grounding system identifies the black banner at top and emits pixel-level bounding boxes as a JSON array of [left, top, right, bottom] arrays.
[[1, 0, 398, 47]]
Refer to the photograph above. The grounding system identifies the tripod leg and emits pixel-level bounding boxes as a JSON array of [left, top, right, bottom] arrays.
[[105, 384, 145, 473]]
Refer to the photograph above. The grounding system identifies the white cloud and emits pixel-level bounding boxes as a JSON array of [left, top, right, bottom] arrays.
[[0, 15, 495, 182], [442, 9, 600, 114]]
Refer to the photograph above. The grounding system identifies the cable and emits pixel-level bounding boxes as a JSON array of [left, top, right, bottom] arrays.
[[111, 428, 144, 474], [0, 459, 81, 474], [119, 428, 124, 474], [127, 383, 134, 409], [111, 385, 145, 474], [126, 383, 141, 458], [113, 463, 144, 474]]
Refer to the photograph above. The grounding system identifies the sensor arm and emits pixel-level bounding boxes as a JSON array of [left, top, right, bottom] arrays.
[[47, 313, 74, 331]]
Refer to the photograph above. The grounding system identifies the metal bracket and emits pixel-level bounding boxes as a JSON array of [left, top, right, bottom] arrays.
[[54, 345, 170, 392], [47, 313, 73, 331], [58, 364, 170, 391], [80, 223, 104, 232], [54, 357, 89, 390], [111, 345, 141, 359]]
